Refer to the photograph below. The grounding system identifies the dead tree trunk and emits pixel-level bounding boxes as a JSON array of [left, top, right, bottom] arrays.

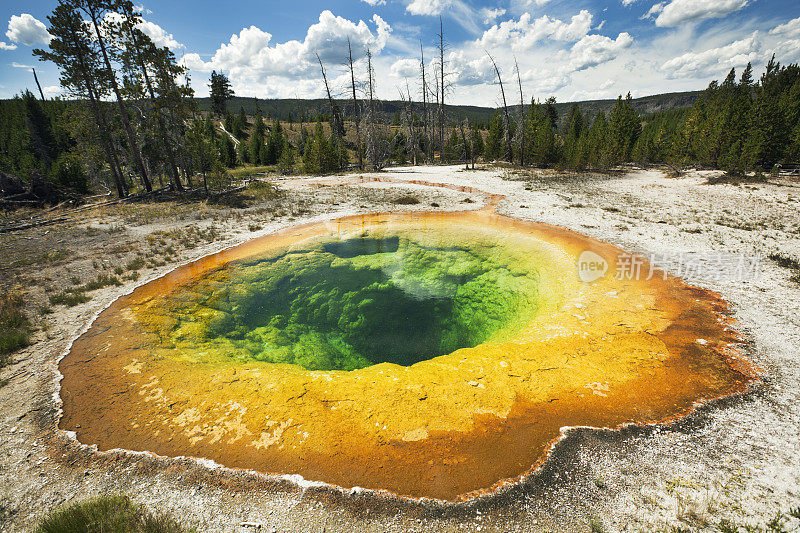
[[515, 57, 525, 167], [419, 41, 430, 164], [459, 119, 470, 170], [487, 51, 512, 162], [315, 52, 341, 139], [366, 49, 379, 170], [347, 38, 363, 171], [433, 72, 440, 162], [437, 18, 446, 163], [32, 68, 46, 102], [399, 83, 417, 166]]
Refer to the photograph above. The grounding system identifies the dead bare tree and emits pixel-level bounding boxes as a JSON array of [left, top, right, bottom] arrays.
[[347, 38, 363, 171], [315, 52, 342, 138], [419, 41, 430, 164], [458, 118, 470, 170], [487, 51, 512, 162], [515, 57, 525, 167], [437, 17, 447, 161], [32, 68, 46, 102], [398, 81, 417, 165], [365, 48, 381, 170], [433, 68, 440, 162]]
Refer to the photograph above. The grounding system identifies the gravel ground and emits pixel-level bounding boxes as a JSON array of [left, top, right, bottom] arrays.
[[1, 165, 799, 532]]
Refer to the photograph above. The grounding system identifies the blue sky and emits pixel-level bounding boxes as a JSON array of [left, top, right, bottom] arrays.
[[1, 0, 800, 105]]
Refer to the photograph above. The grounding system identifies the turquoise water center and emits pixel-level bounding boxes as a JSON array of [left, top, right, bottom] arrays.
[[147, 229, 543, 371]]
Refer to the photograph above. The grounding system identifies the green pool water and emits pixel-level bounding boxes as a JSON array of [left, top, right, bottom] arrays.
[[147, 230, 543, 371]]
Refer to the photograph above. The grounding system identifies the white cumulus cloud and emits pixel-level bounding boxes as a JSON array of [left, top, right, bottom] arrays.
[[0, 41, 17, 51], [770, 16, 800, 38], [481, 8, 506, 25], [448, 50, 496, 86], [43, 85, 61, 97], [390, 58, 419, 79], [645, 0, 751, 27], [136, 20, 183, 49], [361, 0, 386, 5], [479, 10, 593, 50], [179, 11, 392, 98], [569, 32, 634, 70], [405, 0, 453, 16], [6, 13, 51, 46], [660, 32, 760, 78]]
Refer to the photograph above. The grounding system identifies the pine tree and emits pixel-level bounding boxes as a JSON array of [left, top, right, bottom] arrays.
[[562, 103, 584, 168], [586, 111, 610, 169], [278, 137, 295, 175], [233, 106, 247, 139], [608, 93, 641, 164], [484, 111, 503, 161], [224, 111, 234, 135], [209, 70, 234, 116], [544, 97, 559, 130], [743, 57, 790, 171], [264, 119, 284, 165], [186, 118, 218, 194], [470, 125, 484, 160], [249, 114, 265, 165], [33, 2, 127, 196], [219, 134, 236, 168], [22, 90, 58, 168]]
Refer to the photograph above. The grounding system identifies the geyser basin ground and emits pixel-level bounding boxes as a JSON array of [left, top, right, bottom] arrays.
[[59, 209, 756, 501]]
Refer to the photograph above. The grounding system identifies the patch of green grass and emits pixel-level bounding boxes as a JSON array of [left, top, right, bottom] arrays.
[[230, 165, 274, 178], [49, 292, 91, 307], [0, 291, 30, 366], [126, 258, 146, 271], [589, 518, 606, 533], [34, 494, 193, 533], [246, 180, 281, 201], [10, 249, 71, 269], [80, 274, 122, 292]]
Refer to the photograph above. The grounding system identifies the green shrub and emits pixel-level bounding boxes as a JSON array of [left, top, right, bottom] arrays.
[[207, 160, 232, 191], [34, 494, 193, 533], [53, 153, 89, 193], [0, 291, 30, 365], [49, 292, 91, 307]]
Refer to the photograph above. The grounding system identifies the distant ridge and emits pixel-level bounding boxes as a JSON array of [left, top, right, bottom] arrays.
[[192, 90, 704, 126]]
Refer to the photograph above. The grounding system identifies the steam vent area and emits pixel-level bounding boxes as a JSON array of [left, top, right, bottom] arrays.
[[59, 208, 756, 501]]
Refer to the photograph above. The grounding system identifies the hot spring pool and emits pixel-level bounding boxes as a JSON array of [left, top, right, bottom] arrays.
[[59, 209, 756, 500]]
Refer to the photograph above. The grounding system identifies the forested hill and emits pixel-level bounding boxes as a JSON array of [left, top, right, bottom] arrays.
[[190, 90, 703, 126], [0, 89, 702, 128]]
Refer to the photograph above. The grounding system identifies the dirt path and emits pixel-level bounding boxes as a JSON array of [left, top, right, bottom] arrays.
[[1, 165, 799, 532]]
